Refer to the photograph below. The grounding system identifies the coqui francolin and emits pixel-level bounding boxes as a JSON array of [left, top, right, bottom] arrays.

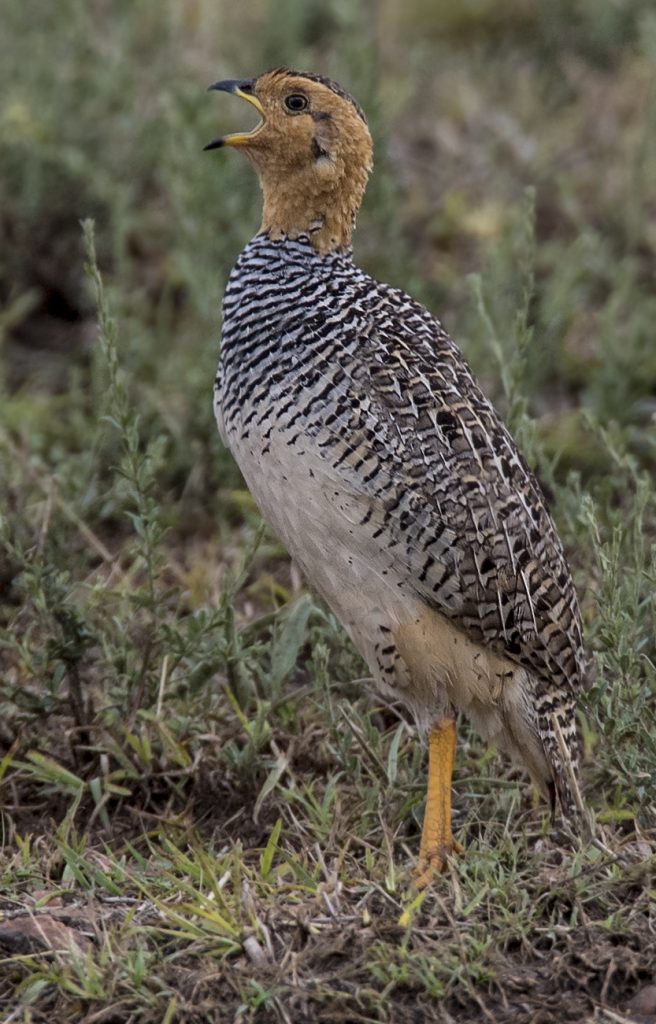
[[205, 68, 586, 886]]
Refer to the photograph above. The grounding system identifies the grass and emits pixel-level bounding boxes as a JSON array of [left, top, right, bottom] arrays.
[[1, 0, 656, 1021]]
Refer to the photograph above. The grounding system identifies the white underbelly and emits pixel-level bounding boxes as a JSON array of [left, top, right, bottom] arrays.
[[221, 417, 550, 789], [228, 429, 396, 651]]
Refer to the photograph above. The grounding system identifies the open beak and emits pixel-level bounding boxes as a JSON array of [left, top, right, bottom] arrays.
[[204, 79, 264, 151]]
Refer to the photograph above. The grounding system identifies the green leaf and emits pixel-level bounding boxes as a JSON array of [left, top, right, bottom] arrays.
[[253, 753, 288, 824], [386, 722, 405, 785], [260, 817, 283, 879], [271, 595, 314, 688]]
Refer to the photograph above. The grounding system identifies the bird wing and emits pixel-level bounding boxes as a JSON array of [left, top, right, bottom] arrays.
[[297, 283, 586, 698]]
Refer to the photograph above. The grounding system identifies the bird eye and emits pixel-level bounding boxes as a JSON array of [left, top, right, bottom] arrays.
[[284, 94, 309, 112]]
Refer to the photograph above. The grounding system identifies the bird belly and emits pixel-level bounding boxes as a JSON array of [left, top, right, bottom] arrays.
[[223, 422, 550, 789], [228, 431, 407, 673]]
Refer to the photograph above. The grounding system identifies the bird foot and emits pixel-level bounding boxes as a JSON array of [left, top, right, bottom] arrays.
[[414, 838, 464, 889]]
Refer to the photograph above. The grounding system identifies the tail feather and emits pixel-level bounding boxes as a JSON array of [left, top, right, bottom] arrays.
[[540, 701, 584, 820]]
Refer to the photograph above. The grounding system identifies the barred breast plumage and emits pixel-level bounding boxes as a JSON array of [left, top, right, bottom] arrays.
[[207, 67, 585, 880], [216, 231, 584, 808]]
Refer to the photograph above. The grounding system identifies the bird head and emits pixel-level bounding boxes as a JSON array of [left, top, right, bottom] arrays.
[[205, 68, 373, 254]]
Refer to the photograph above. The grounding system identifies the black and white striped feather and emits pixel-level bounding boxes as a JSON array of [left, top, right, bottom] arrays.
[[216, 232, 585, 810]]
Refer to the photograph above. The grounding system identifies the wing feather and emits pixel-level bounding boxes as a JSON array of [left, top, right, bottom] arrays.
[[285, 283, 586, 697]]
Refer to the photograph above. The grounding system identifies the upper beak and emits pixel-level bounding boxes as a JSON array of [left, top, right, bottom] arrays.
[[204, 79, 264, 151]]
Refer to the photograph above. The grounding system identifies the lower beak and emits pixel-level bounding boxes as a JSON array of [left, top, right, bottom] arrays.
[[204, 79, 264, 151]]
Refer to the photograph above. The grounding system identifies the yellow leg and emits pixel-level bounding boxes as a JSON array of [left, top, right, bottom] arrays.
[[414, 718, 464, 888]]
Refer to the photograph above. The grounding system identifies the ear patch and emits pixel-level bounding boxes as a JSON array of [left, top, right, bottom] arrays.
[[311, 111, 337, 163], [312, 137, 330, 160]]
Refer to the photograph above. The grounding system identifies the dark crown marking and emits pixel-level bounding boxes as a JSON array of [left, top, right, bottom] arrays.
[[261, 67, 367, 124]]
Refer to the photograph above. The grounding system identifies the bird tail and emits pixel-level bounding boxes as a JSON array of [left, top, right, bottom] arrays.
[[539, 697, 584, 821]]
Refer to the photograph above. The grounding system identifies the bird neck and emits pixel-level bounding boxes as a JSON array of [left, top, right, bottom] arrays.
[[260, 189, 356, 255], [257, 160, 369, 255]]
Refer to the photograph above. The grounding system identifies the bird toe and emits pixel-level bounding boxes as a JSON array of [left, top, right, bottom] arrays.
[[413, 839, 463, 889]]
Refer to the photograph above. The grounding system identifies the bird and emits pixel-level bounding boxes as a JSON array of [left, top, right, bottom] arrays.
[[205, 68, 586, 886]]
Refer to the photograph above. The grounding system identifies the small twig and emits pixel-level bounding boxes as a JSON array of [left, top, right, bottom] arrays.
[[66, 661, 86, 731], [550, 712, 590, 830], [242, 933, 269, 965], [337, 704, 387, 779], [594, 1007, 641, 1024], [36, 479, 54, 553], [156, 654, 169, 718], [66, 661, 93, 767], [3, 434, 116, 565], [130, 633, 154, 718]]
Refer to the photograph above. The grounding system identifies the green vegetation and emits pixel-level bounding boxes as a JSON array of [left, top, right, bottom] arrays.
[[1, 1, 655, 1021]]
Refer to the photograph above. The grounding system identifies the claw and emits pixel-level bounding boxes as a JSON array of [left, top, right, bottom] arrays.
[[414, 837, 464, 889]]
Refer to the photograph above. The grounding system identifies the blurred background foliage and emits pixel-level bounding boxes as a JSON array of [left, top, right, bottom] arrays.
[[2, 0, 656, 482], [1, 0, 655, 810], [1, 1, 656, 1019], [2, 0, 656, 806]]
